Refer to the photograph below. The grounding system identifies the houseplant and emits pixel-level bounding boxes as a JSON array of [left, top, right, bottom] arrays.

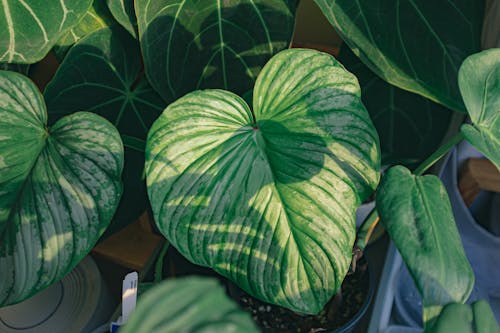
[[0, 0, 499, 332]]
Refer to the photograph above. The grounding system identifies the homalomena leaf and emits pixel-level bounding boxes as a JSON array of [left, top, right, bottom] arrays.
[[425, 300, 500, 333], [135, 0, 297, 103], [338, 45, 453, 167], [314, 0, 484, 113], [0, 0, 93, 63], [376, 166, 474, 326], [0, 71, 123, 305], [146, 49, 380, 313], [106, 0, 137, 38], [459, 48, 500, 169], [45, 27, 165, 232], [121, 277, 259, 333], [53, 0, 115, 60]]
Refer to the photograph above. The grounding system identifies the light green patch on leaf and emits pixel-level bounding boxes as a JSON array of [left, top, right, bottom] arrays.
[[106, 0, 137, 38], [45, 27, 165, 233], [376, 166, 474, 327], [135, 0, 297, 103], [0, 0, 93, 63], [0, 71, 123, 306], [121, 277, 259, 333], [314, 0, 484, 113], [459, 48, 500, 169], [145, 49, 380, 314], [424, 300, 500, 333], [53, 0, 115, 60]]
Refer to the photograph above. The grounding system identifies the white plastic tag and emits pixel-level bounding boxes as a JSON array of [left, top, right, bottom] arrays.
[[110, 272, 138, 332]]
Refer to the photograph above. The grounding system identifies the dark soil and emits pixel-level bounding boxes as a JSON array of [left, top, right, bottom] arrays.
[[233, 259, 371, 333]]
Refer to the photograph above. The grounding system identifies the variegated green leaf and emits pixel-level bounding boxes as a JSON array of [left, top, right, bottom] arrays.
[[135, 0, 297, 103], [45, 27, 165, 231], [0, 0, 93, 63], [121, 277, 259, 333], [314, 0, 484, 113], [376, 166, 474, 326], [459, 48, 500, 169], [0, 71, 123, 306], [146, 49, 380, 313], [53, 0, 115, 60], [106, 0, 137, 38]]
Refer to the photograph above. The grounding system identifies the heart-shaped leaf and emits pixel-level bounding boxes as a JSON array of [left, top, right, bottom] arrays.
[[459, 48, 500, 169], [53, 0, 115, 60], [121, 277, 259, 333], [376, 166, 474, 326], [0, 0, 93, 63], [338, 46, 454, 167], [135, 0, 297, 103], [425, 300, 500, 333], [0, 71, 123, 306], [106, 0, 137, 38], [146, 49, 380, 313], [45, 27, 165, 232], [314, 0, 484, 113]]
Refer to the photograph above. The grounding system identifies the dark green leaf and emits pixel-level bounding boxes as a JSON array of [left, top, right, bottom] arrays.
[[459, 48, 500, 169], [146, 49, 380, 313], [314, 0, 484, 113], [0, 71, 123, 305], [377, 166, 474, 325], [135, 0, 297, 102], [0, 0, 93, 63], [53, 0, 115, 60], [338, 45, 454, 167], [425, 300, 500, 333], [106, 0, 137, 38], [45, 27, 165, 233], [121, 277, 259, 333]]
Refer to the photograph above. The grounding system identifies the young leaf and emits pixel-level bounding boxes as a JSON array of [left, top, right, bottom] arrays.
[[314, 0, 484, 113], [135, 0, 297, 103], [376, 166, 474, 326], [338, 46, 454, 167], [0, 0, 93, 63], [45, 27, 165, 231], [146, 49, 380, 314], [459, 48, 500, 169], [106, 0, 137, 38], [120, 277, 259, 333], [53, 0, 115, 60], [424, 300, 500, 333], [0, 71, 123, 305]]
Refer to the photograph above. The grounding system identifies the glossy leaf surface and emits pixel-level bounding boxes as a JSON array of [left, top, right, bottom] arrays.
[[425, 300, 500, 333], [53, 0, 114, 60], [45, 27, 165, 230], [0, 71, 123, 305], [338, 46, 453, 167], [106, 0, 137, 38], [459, 48, 500, 169], [135, 0, 297, 102], [0, 0, 92, 63], [377, 166, 474, 324], [146, 49, 380, 313], [315, 0, 484, 113], [121, 277, 259, 333]]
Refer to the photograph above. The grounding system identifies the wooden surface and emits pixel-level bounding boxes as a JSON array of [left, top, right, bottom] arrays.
[[459, 158, 500, 207]]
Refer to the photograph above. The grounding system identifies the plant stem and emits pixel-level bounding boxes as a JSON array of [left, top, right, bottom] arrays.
[[355, 208, 380, 252], [413, 131, 464, 176], [154, 241, 170, 284], [354, 131, 465, 252]]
